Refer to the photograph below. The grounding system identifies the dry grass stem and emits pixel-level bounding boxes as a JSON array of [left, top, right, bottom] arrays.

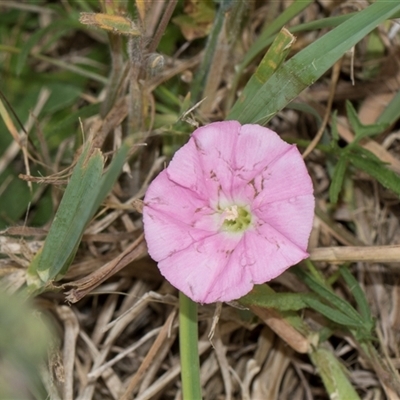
[[2, 1, 400, 399]]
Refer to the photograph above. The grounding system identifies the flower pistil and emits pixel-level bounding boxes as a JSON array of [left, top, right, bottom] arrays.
[[221, 205, 252, 233]]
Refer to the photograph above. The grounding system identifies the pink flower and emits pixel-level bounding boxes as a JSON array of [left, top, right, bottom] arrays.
[[143, 121, 314, 304]]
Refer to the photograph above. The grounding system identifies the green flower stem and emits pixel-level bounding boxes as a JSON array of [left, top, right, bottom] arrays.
[[309, 347, 361, 399], [179, 291, 202, 400]]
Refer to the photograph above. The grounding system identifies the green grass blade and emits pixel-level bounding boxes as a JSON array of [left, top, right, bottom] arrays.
[[16, 19, 81, 75], [228, 1, 400, 124], [339, 266, 374, 330], [52, 103, 100, 136], [287, 102, 323, 126], [0, 290, 53, 399], [26, 140, 130, 292], [346, 101, 388, 142], [293, 267, 366, 328], [27, 143, 104, 286], [89, 142, 130, 218], [349, 147, 400, 198], [226, 0, 312, 109], [190, 0, 224, 102], [238, 0, 313, 72], [290, 13, 354, 33], [231, 27, 295, 116], [302, 297, 363, 328]]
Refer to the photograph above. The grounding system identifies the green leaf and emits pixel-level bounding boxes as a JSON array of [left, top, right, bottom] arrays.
[[349, 146, 400, 197], [0, 171, 31, 229], [240, 284, 317, 312], [226, 0, 313, 110], [41, 83, 82, 114], [51, 103, 100, 137], [232, 27, 295, 115], [239, 284, 313, 338], [302, 296, 363, 328], [235, 0, 313, 76], [377, 90, 400, 126], [228, 1, 400, 124], [329, 154, 348, 204], [339, 265, 374, 332], [16, 19, 79, 75], [26, 140, 130, 293], [293, 267, 366, 328], [346, 101, 388, 143], [27, 143, 104, 287], [89, 143, 130, 219]]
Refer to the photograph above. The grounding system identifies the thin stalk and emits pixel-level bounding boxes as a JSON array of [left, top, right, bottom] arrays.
[[148, 0, 178, 54], [100, 0, 126, 116], [226, 0, 313, 110], [200, 0, 247, 114], [179, 291, 202, 400], [190, 1, 226, 102], [101, 34, 124, 117]]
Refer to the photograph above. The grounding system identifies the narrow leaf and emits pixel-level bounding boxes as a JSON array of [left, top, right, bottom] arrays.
[[302, 296, 363, 328], [232, 27, 295, 113], [377, 90, 400, 126], [237, 0, 313, 73], [79, 13, 141, 36], [228, 1, 400, 124], [339, 265, 374, 330], [27, 143, 104, 286], [16, 20, 78, 75], [346, 101, 388, 142], [349, 147, 400, 197], [293, 267, 365, 327], [89, 143, 130, 218], [240, 286, 317, 312]]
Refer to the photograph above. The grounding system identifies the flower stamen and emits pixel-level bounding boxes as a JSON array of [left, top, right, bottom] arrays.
[[221, 205, 251, 232]]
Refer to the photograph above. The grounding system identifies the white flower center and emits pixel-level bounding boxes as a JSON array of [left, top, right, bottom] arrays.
[[220, 204, 252, 232], [222, 205, 239, 221]]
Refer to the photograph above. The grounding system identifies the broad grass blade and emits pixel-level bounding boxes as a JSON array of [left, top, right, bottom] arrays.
[[27, 142, 129, 292], [231, 28, 295, 116], [237, 0, 312, 72], [339, 265, 373, 330], [228, 1, 400, 124], [27, 143, 104, 287]]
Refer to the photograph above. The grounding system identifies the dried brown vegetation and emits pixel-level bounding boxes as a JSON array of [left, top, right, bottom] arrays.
[[2, 1, 400, 399]]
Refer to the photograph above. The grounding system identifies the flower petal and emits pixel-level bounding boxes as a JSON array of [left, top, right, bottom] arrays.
[[233, 124, 292, 184], [243, 145, 314, 207], [254, 194, 315, 250], [244, 223, 309, 283], [167, 121, 241, 204], [157, 232, 254, 303], [143, 170, 219, 261]]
